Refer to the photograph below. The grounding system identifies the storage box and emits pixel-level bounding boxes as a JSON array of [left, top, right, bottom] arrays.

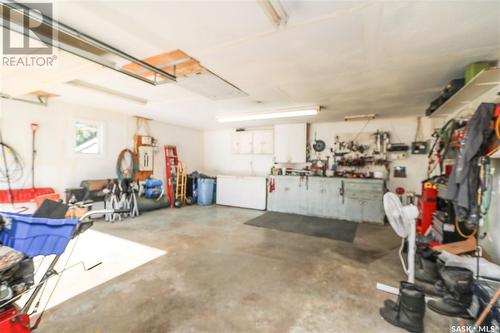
[[0, 212, 78, 257], [431, 211, 466, 244], [465, 62, 490, 84]]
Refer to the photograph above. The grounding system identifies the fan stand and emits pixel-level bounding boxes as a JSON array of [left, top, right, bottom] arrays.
[[376, 211, 417, 295], [407, 217, 416, 283]]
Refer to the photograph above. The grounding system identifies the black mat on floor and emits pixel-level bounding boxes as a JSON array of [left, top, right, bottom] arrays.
[[244, 212, 358, 243]]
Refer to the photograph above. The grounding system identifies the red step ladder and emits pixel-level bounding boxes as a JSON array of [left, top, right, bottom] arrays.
[[164, 145, 179, 208]]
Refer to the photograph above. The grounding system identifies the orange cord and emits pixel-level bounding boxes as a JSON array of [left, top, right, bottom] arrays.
[[455, 218, 477, 238], [496, 116, 500, 139], [485, 116, 500, 156]]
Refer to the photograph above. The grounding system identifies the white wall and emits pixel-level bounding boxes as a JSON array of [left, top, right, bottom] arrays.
[[0, 99, 203, 196], [203, 116, 436, 194]]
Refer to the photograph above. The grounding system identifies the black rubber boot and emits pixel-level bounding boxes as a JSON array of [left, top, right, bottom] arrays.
[[380, 282, 425, 333], [427, 266, 474, 319], [424, 279, 447, 297], [422, 259, 455, 297], [383, 281, 415, 311], [428, 294, 473, 319], [415, 253, 440, 284]]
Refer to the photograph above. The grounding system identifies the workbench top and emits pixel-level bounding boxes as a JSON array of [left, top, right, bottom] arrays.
[[269, 175, 385, 182]]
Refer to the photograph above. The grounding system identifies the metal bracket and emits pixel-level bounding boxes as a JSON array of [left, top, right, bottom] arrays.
[[0, 93, 47, 106]]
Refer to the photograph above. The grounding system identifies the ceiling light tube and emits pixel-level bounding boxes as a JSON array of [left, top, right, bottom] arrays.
[[217, 107, 319, 123], [344, 114, 376, 121]]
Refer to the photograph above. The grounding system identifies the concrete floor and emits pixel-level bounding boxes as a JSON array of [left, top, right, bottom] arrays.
[[38, 205, 450, 333]]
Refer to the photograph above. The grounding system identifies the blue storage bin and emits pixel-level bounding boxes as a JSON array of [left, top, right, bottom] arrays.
[[0, 212, 78, 257], [197, 178, 214, 206]]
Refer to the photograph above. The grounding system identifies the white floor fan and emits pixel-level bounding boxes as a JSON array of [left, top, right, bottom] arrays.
[[376, 192, 420, 295]]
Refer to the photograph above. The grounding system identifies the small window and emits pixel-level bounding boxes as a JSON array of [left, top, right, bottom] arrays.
[[74, 121, 101, 154]]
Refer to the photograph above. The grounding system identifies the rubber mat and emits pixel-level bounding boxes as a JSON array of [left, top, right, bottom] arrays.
[[244, 212, 358, 243]]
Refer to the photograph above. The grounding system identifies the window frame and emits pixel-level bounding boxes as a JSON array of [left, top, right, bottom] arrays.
[[72, 118, 105, 158]]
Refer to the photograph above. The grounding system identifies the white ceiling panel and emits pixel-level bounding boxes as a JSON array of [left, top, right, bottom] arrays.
[[2, 0, 499, 129]]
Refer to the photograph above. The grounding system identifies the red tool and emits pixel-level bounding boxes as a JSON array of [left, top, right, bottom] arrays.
[[268, 178, 275, 193], [416, 182, 437, 235], [0, 306, 30, 333]]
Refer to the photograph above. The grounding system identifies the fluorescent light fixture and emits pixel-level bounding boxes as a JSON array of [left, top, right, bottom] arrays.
[[217, 107, 319, 123], [68, 80, 148, 105], [257, 0, 288, 28], [344, 114, 376, 121]]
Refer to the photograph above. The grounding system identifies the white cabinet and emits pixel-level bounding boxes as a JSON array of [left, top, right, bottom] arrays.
[[274, 123, 307, 163], [216, 175, 267, 210], [231, 129, 273, 154], [231, 131, 253, 154], [252, 130, 273, 154]]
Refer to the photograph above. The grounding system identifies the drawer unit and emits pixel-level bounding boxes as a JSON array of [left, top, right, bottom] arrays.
[[344, 181, 383, 193], [344, 189, 381, 200]]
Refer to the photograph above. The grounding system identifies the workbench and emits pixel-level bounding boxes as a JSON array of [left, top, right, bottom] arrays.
[[267, 175, 385, 224]]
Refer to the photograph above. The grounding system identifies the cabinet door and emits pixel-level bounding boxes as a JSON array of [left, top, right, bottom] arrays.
[[274, 123, 306, 163], [345, 198, 363, 222], [362, 200, 385, 224], [239, 131, 253, 154], [274, 125, 290, 162], [304, 178, 327, 217], [288, 123, 307, 163], [323, 179, 345, 220], [253, 130, 273, 154], [230, 132, 241, 154], [231, 132, 253, 154], [267, 177, 302, 214]]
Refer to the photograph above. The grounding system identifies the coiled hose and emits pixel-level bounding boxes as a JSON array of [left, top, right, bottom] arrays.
[[116, 149, 138, 181]]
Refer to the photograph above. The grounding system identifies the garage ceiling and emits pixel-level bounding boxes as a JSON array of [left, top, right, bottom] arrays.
[[1, 0, 499, 129]]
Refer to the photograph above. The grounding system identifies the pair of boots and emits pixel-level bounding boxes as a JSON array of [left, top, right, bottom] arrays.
[[415, 247, 440, 284], [380, 281, 426, 333], [427, 266, 474, 319]]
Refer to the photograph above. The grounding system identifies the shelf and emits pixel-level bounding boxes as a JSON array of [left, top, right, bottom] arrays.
[[429, 67, 500, 117], [490, 149, 500, 159]]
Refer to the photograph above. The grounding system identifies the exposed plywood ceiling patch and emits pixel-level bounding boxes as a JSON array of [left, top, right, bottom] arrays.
[[122, 49, 202, 78], [29, 90, 60, 98], [122, 49, 248, 100]]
